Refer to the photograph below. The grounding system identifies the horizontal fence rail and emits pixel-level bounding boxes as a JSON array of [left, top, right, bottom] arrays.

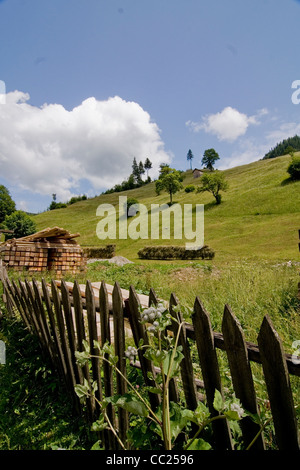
[[0, 272, 299, 451]]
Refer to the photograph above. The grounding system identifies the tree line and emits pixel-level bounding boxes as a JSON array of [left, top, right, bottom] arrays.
[[263, 135, 300, 159]]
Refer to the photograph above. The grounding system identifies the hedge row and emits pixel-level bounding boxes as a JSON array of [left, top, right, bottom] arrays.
[[83, 245, 116, 259], [137, 245, 215, 260]]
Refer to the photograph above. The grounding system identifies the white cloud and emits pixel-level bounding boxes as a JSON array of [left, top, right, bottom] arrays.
[[0, 92, 171, 201], [186, 106, 267, 142]]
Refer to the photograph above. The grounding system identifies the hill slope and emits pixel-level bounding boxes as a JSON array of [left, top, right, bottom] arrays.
[[33, 154, 300, 261]]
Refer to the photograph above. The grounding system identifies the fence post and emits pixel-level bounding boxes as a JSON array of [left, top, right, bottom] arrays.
[[41, 278, 68, 386], [112, 281, 129, 445], [222, 305, 265, 449], [258, 315, 299, 450], [193, 297, 233, 450], [127, 285, 160, 410], [72, 280, 95, 422], [51, 279, 80, 412], [169, 292, 198, 411], [99, 281, 116, 450]]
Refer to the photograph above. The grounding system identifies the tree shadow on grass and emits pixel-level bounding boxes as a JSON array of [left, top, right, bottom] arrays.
[[280, 176, 298, 186]]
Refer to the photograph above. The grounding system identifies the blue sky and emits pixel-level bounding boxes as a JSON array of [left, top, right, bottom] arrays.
[[0, 0, 300, 213]]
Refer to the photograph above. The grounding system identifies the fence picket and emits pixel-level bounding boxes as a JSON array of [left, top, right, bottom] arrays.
[[32, 278, 57, 370], [169, 292, 198, 411], [222, 304, 265, 450], [99, 281, 117, 450], [192, 297, 233, 450], [41, 278, 68, 385], [51, 279, 79, 410], [61, 280, 82, 385], [72, 280, 95, 422], [112, 281, 129, 445], [258, 315, 299, 450], [128, 285, 160, 410], [85, 280, 103, 401]]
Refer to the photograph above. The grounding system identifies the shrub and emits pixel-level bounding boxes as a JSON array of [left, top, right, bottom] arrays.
[[137, 245, 215, 260], [83, 245, 116, 259], [287, 156, 300, 180], [2, 211, 36, 239], [126, 198, 140, 217], [184, 185, 195, 193]]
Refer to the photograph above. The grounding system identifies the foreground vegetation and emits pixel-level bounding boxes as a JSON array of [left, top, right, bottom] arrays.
[[1, 256, 299, 450], [0, 314, 97, 450]]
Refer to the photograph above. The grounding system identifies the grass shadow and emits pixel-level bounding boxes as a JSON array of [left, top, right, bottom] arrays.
[[280, 176, 297, 186]]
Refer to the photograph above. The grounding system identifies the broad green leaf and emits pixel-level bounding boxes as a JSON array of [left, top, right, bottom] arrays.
[[224, 410, 240, 421], [194, 401, 211, 425], [188, 438, 212, 450], [213, 389, 224, 413], [74, 383, 89, 399], [75, 350, 90, 367], [115, 394, 149, 417], [162, 348, 184, 377], [91, 416, 108, 432], [90, 440, 104, 450], [169, 403, 193, 441]]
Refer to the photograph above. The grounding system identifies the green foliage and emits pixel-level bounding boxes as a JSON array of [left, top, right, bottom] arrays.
[[126, 197, 140, 217], [197, 170, 228, 204], [144, 157, 152, 178], [3, 210, 36, 239], [202, 148, 220, 171], [0, 185, 16, 223], [287, 155, 300, 180], [155, 167, 183, 204], [263, 135, 300, 159], [184, 184, 195, 193], [0, 316, 95, 450], [48, 201, 67, 210], [73, 303, 271, 451], [83, 244, 116, 259], [138, 245, 215, 260]]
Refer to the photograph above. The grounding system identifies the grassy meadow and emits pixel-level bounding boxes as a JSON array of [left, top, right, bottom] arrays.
[[31, 153, 300, 347], [33, 154, 300, 261]]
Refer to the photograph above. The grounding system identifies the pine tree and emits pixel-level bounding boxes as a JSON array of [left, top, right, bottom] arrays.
[[187, 149, 194, 170], [144, 157, 152, 178]]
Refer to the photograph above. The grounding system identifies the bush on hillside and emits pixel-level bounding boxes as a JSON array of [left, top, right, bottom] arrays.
[[138, 245, 215, 260], [287, 155, 300, 180], [184, 184, 196, 193], [83, 245, 116, 259]]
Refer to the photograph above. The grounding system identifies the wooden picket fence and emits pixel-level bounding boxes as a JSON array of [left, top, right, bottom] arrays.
[[0, 273, 299, 451]]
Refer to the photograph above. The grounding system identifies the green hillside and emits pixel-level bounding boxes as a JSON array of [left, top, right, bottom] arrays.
[[33, 154, 300, 262]]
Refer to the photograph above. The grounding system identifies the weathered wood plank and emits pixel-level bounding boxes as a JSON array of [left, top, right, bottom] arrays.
[[258, 315, 299, 450], [169, 292, 198, 411], [61, 280, 82, 385], [41, 278, 68, 384], [72, 280, 95, 422], [222, 305, 265, 450], [32, 278, 57, 370], [85, 280, 103, 410], [51, 279, 79, 409], [112, 281, 128, 445], [193, 297, 233, 450], [99, 281, 116, 450], [127, 285, 160, 410]]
